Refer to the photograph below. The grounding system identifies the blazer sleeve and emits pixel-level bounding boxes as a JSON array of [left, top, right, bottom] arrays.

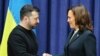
[[83, 33, 96, 56], [53, 54, 65, 56], [8, 34, 37, 56]]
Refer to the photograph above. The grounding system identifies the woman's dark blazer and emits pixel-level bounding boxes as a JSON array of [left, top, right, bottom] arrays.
[[64, 29, 96, 56]]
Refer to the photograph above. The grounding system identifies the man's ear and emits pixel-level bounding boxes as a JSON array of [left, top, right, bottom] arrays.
[[23, 16, 28, 21]]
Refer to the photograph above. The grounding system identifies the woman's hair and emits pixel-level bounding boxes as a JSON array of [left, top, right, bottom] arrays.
[[68, 4, 93, 31]]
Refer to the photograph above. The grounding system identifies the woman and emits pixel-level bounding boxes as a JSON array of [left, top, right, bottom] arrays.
[[64, 5, 96, 56], [43, 5, 96, 56]]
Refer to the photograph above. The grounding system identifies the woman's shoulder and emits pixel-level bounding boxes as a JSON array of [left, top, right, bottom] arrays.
[[83, 29, 94, 35], [79, 29, 95, 38]]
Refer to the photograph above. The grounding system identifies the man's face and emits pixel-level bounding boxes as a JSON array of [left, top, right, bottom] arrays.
[[28, 11, 39, 29], [67, 10, 77, 29]]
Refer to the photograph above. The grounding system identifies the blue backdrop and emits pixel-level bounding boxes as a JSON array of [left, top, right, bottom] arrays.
[[0, 0, 9, 44], [0, 0, 100, 56]]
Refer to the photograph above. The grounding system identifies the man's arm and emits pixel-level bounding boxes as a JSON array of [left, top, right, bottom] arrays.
[[8, 34, 37, 56]]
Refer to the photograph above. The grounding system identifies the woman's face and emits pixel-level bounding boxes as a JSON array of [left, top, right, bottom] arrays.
[[67, 10, 78, 29]]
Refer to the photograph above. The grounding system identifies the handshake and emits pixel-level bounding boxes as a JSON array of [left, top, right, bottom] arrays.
[[42, 53, 52, 56]]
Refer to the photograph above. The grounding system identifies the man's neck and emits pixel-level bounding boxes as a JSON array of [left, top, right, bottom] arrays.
[[19, 22, 31, 30]]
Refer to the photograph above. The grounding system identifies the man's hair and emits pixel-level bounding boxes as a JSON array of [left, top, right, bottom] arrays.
[[67, 4, 93, 31], [20, 4, 40, 20]]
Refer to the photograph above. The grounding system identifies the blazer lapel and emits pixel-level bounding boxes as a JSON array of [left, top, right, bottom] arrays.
[[65, 30, 74, 47], [69, 31, 80, 45]]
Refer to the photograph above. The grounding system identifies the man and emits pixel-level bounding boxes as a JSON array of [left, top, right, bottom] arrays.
[[7, 4, 40, 56]]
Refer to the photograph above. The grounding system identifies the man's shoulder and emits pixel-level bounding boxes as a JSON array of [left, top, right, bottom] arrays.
[[8, 25, 26, 41], [9, 25, 25, 37]]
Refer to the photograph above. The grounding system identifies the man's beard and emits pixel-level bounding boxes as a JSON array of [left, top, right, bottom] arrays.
[[30, 26, 35, 29], [28, 23, 38, 30], [30, 25, 37, 29]]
